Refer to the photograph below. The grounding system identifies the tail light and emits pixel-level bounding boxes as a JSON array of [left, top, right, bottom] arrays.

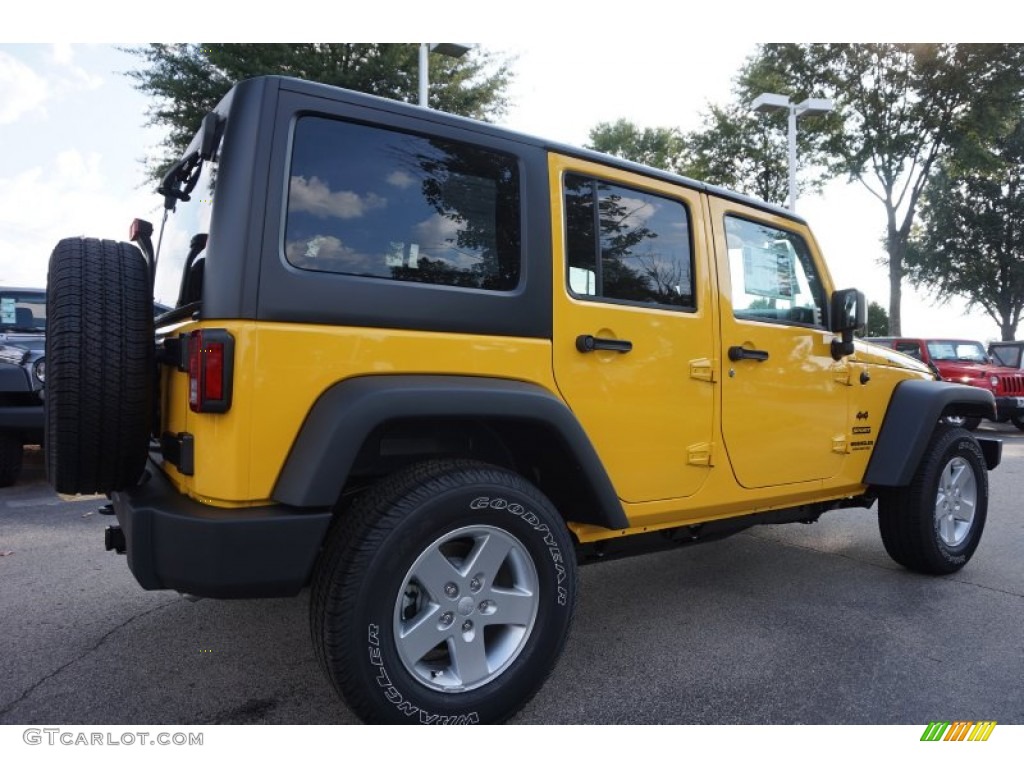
[[188, 329, 234, 413]]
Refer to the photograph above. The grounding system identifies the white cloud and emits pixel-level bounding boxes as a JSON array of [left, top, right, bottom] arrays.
[[413, 213, 463, 251], [51, 44, 73, 66], [614, 195, 656, 228], [289, 175, 387, 219], [0, 52, 49, 125], [386, 170, 416, 189], [0, 149, 156, 288]]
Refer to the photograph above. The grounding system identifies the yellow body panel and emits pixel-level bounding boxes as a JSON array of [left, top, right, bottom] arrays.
[[160, 322, 556, 505]]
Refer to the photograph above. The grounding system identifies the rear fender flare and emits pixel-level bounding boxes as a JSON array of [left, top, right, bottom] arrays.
[[272, 375, 628, 530]]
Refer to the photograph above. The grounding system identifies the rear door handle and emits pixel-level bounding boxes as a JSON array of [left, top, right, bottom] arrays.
[[576, 335, 633, 354], [728, 346, 769, 362]]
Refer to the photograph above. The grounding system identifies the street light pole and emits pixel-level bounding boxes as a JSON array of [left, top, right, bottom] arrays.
[[418, 43, 429, 108], [787, 105, 798, 212], [417, 43, 472, 109], [751, 92, 833, 211]]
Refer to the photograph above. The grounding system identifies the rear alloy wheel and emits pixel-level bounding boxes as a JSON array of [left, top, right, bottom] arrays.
[[311, 459, 578, 724], [46, 238, 154, 494], [878, 425, 987, 574]]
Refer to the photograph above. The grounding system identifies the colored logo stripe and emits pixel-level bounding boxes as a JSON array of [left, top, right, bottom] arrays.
[[969, 721, 997, 741], [920, 721, 996, 742]]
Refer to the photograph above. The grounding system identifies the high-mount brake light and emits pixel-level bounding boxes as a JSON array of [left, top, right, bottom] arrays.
[[187, 329, 234, 413]]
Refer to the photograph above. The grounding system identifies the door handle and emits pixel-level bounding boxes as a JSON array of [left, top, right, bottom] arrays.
[[728, 346, 769, 362], [576, 335, 633, 354]]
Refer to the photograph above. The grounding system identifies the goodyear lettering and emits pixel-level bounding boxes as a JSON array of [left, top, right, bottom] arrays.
[[469, 496, 569, 606]]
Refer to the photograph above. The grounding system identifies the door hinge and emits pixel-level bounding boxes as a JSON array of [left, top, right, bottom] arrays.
[[833, 364, 852, 386], [689, 358, 716, 383], [688, 442, 714, 466], [832, 436, 848, 454]]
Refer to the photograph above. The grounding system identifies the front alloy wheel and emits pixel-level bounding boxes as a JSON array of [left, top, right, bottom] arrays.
[[933, 456, 978, 548], [878, 425, 988, 574]]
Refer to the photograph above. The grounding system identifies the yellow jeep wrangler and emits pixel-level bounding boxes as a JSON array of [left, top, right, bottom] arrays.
[[45, 76, 1001, 724]]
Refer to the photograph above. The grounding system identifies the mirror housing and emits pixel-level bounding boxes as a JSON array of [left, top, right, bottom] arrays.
[[829, 288, 865, 360]]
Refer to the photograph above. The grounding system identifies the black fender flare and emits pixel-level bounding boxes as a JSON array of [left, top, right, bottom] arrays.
[[864, 379, 998, 487], [272, 375, 628, 530]]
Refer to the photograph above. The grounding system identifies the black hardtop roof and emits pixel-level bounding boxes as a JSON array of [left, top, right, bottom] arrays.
[[226, 75, 804, 226]]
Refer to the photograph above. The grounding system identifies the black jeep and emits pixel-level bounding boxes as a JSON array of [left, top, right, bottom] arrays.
[[0, 287, 46, 486]]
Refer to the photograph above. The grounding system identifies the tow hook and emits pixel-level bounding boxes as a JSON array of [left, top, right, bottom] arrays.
[[105, 525, 126, 554]]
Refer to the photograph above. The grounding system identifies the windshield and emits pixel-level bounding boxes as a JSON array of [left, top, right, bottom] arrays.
[[926, 340, 988, 363], [0, 290, 46, 332], [990, 345, 1022, 368]]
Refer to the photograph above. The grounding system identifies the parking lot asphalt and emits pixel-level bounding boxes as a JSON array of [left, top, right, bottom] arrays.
[[1, 425, 1022, 725]]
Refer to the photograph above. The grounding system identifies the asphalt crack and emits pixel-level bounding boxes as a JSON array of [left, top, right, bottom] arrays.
[[0, 598, 177, 720]]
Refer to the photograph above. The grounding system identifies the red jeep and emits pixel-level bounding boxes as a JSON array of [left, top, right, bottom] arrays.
[[870, 337, 1024, 430]]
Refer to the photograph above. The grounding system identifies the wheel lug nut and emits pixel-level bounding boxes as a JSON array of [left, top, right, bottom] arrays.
[[462, 620, 473, 632], [444, 582, 459, 598], [439, 612, 454, 628], [470, 576, 483, 592]]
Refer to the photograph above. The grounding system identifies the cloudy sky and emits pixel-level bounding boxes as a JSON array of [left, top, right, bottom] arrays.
[[0, 10, 1010, 340]]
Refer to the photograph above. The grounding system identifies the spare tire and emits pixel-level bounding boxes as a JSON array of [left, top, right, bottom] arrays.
[[46, 238, 154, 494]]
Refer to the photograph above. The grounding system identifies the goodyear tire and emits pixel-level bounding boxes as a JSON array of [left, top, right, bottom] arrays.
[[878, 425, 987, 574], [45, 238, 154, 494], [311, 459, 578, 724]]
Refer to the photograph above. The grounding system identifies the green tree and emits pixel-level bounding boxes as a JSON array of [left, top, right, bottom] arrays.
[[742, 44, 1024, 334], [859, 301, 890, 338], [587, 119, 687, 175], [125, 43, 512, 181], [907, 117, 1024, 341], [586, 60, 838, 206]]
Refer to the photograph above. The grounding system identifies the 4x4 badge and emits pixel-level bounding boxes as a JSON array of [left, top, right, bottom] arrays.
[[856, 411, 869, 420]]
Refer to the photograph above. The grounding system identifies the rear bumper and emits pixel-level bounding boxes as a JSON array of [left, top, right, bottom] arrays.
[[0, 404, 43, 437], [111, 462, 332, 598], [995, 396, 1024, 420]]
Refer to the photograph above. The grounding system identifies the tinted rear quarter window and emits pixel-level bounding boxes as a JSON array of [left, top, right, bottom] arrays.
[[285, 116, 521, 291]]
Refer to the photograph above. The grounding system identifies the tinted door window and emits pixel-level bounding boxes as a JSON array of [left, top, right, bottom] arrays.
[[564, 174, 694, 308], [724, 216, 825, 327]]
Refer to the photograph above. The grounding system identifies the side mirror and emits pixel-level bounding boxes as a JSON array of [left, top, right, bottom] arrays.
[[829, 288, 865, 360]]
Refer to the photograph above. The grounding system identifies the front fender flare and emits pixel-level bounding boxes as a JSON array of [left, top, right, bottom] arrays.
[[864, 379, 997, 487]]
